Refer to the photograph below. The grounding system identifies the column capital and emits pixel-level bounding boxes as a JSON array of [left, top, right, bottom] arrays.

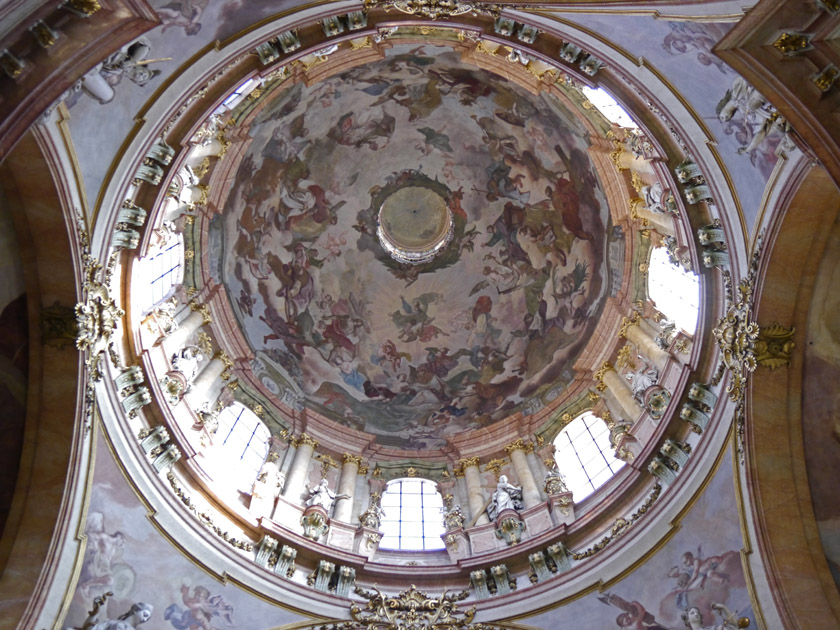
[[504, 438, 534, 455], [189, 300, 212, 324], [594, 361, 614, 391], [455, 456, 480, 476], [343, 453, 363, 467], [293, 432, 319, 449], [618, 311, 641, 339]]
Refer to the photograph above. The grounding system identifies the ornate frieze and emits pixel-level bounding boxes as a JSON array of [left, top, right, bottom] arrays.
[[328, 585, 499, 630], [712, 239, 795, 450]]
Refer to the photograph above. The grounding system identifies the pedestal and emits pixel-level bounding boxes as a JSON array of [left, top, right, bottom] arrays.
[[547, 491, 575, 526], [354, 525, 383, 560]]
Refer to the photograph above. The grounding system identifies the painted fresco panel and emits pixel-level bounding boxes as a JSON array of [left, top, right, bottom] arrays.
[[65, 0, 301, 205], [213, 44, 612, 448], [62, 429, 308, 630], [518, 449, 755, 630], [564, 13, 782, 233]]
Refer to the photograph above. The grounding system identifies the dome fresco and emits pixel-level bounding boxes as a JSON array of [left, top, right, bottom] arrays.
[[212, 44, 611, 448]]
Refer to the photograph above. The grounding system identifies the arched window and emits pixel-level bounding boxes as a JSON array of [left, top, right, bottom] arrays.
[[214, 402, 270, 491], [136, 234, 183, 311], [647, 247, 700, 335], [379, 478, 445, 551], [581, 86, 638, 129], [554, 412, 625, 501]]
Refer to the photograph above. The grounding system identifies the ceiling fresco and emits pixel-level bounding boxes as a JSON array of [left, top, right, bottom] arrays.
[[213, 44, 612, 448]]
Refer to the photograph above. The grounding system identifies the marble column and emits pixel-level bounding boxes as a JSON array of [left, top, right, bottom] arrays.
[[282, 433, 318, 503], [163, 303, 210, 352], [185, 352, 231, 407], [635, 206, 675, 236], [621, 317, 670, 371], [459, 457, 488, 526], [504, 439, 541, 508], [334, 453, 362, 523], [597, 362, 644, 420]]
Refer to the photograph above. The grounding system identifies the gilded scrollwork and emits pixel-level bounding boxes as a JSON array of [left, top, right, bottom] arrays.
[[363, 0, 500, 20], [74, 215, 124, 425], [712, 236, 795, 452], [322, 584, 506, 630]]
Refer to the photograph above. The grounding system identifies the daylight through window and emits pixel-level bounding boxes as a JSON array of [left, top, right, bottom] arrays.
[[554, 412, 625, 501], [647, 247, 700, 335], [379, 478, 445, 551]]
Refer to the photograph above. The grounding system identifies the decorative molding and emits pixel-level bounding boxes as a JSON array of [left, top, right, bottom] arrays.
[[712, 236, 794, 453], [571, 483, 661, 560], [324, 585, 499, 630], [165, 472, 253, 551]]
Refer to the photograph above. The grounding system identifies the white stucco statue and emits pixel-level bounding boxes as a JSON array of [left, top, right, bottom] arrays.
[[170, 345, 203, 384], [304, 478, 349, 514], [68, 596, 152, 630], [487, 475, 524, 521]]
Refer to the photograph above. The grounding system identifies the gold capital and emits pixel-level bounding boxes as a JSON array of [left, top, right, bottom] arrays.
[[485, 458, 505, 479], [594, 361, 614, 392], [618, 312, 640, 339], [190, 301, 212, 324], [504, 438, 533, 454], [343, 453, 363, 467], [295, 432, 318, 449]]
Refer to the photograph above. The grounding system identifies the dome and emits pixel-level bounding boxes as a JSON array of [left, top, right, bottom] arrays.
[[2, 2, 836, 630], [210, 43, 612, 449]]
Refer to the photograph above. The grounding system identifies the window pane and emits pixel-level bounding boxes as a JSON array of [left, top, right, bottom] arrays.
[[212, 403, 269, 491], [377, 478, 445, 551], [648, 247, 699, 334], [554, 412, 625, 501]]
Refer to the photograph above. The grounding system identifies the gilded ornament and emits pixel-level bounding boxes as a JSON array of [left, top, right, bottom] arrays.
[[484, 458, 505, 479], [63, 0, 102, 16], [363, 0, 502, 20], [456, 456, 480, 473], [594, 361, 614, 392], [218, 350, 234, 380], [495, 514, 525, 545], [339, 585, 486, 630], [618, 312, 641, 339], [504, 438, 533, 454], [296, 432, 318, 448], [318, 454, 339, 476], [30, 21, 58, 48], [813, 64, 840, 92], [196, 330, 213, 357], [445, 533, 459, 552], [712, 236, 792, 451], [819, 0, 840, 12], [773, 31, 812, 55], [615, 343, 635, 369], [350, 36, 374, 50], [166, 472, 253, 551], [75, 238, 123, 384], [343, 452, 363, 467], [189, 300, 212, 324]]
